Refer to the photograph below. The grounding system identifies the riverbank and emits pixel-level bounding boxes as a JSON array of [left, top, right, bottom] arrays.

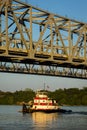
[[0, 87, 87, 105]]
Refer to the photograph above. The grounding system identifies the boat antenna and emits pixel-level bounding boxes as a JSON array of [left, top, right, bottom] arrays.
[[44, 83, 45, 90]]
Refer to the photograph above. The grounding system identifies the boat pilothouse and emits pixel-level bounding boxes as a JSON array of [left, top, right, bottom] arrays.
[[32, 90, 59, 112]]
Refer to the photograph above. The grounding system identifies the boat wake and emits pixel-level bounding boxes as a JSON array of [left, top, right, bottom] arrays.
[[71, 111, 87, 115], [61, 110, 87, 115]]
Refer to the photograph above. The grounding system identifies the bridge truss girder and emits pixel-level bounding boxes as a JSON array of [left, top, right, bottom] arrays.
[[0, 0, 87, 79], [0, 62, 87, 79]]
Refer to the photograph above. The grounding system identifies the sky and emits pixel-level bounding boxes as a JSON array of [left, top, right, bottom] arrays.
[[0, 0, 87, 92]]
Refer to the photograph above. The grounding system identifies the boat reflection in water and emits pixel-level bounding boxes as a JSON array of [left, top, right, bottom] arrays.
[[32, 112, 58, 127]]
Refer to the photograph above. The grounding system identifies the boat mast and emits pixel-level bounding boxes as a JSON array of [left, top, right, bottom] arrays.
[[44, 83, 45, 90]]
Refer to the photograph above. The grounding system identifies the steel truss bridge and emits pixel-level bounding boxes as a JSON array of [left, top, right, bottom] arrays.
[[0, 0, 87, 79]]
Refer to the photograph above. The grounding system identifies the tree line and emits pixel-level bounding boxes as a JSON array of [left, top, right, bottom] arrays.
[[0, 87, 87, 105]]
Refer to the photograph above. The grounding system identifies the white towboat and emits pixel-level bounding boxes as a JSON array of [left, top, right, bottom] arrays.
[[22, 90, 72, 113], [31, 90, 59, 112]]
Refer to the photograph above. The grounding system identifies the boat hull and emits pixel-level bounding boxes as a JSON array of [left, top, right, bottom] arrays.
[[22, 108, 72, 114]]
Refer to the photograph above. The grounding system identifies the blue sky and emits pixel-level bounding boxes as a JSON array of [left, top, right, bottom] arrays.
[[28, 0, 87, 22], [0, 0, 87, 92]]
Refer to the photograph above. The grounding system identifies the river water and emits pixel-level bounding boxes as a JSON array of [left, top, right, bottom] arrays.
[[0, 105, 87, 130]]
